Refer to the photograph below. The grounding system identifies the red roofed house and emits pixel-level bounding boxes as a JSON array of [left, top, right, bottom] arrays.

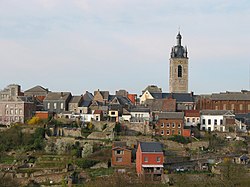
[[111, 141, 132, 167], [136, 142, 164, 181], [184, 110, 200, 127], [93, 110, 103, 121]]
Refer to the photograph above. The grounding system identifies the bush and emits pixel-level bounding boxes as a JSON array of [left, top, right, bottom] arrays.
[[168, 135, 191, 144], [27, 117, 41, 125], [76, 159, 99, 169]]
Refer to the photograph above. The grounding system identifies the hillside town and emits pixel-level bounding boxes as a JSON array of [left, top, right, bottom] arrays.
[[1, 33, 250, 186]]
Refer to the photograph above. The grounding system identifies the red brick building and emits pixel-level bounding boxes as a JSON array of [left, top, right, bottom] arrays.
[[111, 142, 132, 167], [155, 112, 188, 136], [197, 91, 250, 114], [136, 142, 164, 181]]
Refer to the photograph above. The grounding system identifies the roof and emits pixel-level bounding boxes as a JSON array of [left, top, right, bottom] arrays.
[[44, 92, 71, 101], [185, 110, 200, 117], [24, 85, 49, 93], [113, 141, 127, 148], [200, 110, 234, 116], [94, 90, 109, 100], [109, 95, 132, 106], [139, 142, 163, 153], [83, 91, 93, 101], [142, 85, 162, 94], [80, 100, 92, 107], [211, 91, 250, 101], [130, 107, 150, 113], [69, 96, 82, 104], [93, 110, 103, 114], [144, 98, 176, 112], [150, 93, 194, 102], [156, 112, 184, 119]]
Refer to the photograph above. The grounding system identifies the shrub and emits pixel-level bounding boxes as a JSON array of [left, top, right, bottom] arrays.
[[76, 159, 99, 169], [168, 135, 191, 144]]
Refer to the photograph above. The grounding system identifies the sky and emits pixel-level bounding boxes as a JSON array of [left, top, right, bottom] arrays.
[[0, 0, 249, 95]]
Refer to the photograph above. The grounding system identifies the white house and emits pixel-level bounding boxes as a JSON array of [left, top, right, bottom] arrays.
[[200, 110, 235, 132], [130, 107, 150, 123]]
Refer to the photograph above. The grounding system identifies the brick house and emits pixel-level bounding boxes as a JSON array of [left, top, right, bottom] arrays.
[[197, 91, 250, 114], [155, 112, 188, 137], [111, 142, 132, 167], [136, 142, 164, 181]]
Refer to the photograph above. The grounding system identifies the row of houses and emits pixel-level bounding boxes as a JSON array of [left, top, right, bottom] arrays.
[[0, 84, 249, 133]]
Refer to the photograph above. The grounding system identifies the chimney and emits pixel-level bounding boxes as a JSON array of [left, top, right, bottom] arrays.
[[61, 92, 63, 98], [190, 91, 194, 97]]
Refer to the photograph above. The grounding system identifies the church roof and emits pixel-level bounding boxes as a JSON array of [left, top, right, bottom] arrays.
[[170, 32, 188, 58]]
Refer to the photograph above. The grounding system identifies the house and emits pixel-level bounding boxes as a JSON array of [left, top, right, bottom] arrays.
[[130, 107, 150, 123], [184, 110, 200, 127], [111, 141, 132, 167], [197, 90, 250, 114], [24, 85, 50, 102], [68, 96, 83, 113], [154, 112, 189, 137], [0, 84, 23, 101], [93, 89, 109, 104], [93, 110, 103, 121], [136, 142, 164, 181], [43, 92, 72, 114], [121, 108, 131, 122], [144, 98, 176, 113], [200, 110, 235, 132], [0, 96, 36, 125]]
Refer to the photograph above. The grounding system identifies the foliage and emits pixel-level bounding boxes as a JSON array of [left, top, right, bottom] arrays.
[[208, 134, 227, 151], [75, 158, 99, 169], [0, 175, 19, 187], [0, 126, 45, 152], [168, 135, 191, 144], [114, 123, 121, 134], [27, 116, 41, 125]]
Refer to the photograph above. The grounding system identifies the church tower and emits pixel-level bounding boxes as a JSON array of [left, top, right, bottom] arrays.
[[169, 32, 189, 93]]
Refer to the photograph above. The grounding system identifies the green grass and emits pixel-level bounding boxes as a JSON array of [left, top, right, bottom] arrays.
[[0, 155, 15, 164]]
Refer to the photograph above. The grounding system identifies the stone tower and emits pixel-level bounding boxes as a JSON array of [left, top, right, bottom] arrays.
[[169, 32, 188, 93]]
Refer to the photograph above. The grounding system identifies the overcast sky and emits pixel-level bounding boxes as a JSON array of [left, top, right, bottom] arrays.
[[0, 0, 249, 95]]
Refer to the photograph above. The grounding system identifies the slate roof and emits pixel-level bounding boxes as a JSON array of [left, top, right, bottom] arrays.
[[109, 95, 132, 106], [139, 142, 163, 153], [211, 91, 250, 101], [113, 141, 127, 148], [69, 96, 82, 104], [24, 85, 49, 93], [235, 113, 250, 125], [94, 90, 109, 100], [156, 112, 184, 119], [44, 92, 71, 101], [142, 85, 162, 94], [130, 107, 150, 113], [83, 91, 93, 101], [200, 110, 234, 116], [80, 100, 92, 107], [150, 93, 194, 102]]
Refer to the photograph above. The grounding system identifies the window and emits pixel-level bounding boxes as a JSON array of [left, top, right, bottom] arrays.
[[192, 118, 195, 122], [61, 103, 64, 109], [166, 123, 170, 128], [223, 104, 227, 110], [239, 104, 243, 111], [215, 106, 218, 110], [15, 109, 18, 115], [161, 130, 164, 135], [156, 157, 161, 162], [19, 109, 23, 115], [178, 65, 182, 78], [214, 119, 217, 125], [48, 103, 50, 109], [116, 150, 124, 155], [10, 109, 13, 115], [144, 157, 148, 162], [248, 104, 250, 110], [116, 157, 123, 162], [208, 119, 211, 125], [172, 130, 175, 135], [161, 123, 164, 128], [202, 119, 206, 125], [111, 111, 115, 115], [166, 130, 170, 135], [178, 130, 181, 135], [231, 104, 235, 110], [220, 119, 223, 125], [5, 110, 9, 115], [54, 103, 57, 109], [187, 118, 190, 122], [172, 123, 175, 128], [178, 124, 181, 128]]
